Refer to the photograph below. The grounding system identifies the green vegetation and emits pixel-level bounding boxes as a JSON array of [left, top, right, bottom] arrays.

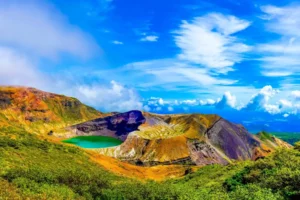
[[1, 126, 300, 199], [257, 131, 273, 141]]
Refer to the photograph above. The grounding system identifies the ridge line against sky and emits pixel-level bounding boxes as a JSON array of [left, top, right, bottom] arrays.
[[1, 0, 300, 132]]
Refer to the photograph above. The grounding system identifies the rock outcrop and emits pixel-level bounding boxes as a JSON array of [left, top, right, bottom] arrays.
[[66, 110, 146, 141]]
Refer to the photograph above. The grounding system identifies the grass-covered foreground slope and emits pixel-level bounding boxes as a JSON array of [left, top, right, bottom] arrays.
[[1, 126, 300, 199], [0, 86, 103, 135]]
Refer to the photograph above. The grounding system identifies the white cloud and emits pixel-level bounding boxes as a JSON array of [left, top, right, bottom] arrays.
[[140, 35, 159, 42], [112, 40, 123, 45], [263, 104, 281, 114], [261, 5, 300, 37], [0, 0, 98, 59], [76, 80, 142, 112], [118, 59, 236, 92], [0, 46, 46, 87], [174, 13, 250, 71], [259, 5, 300, 76], [215, 91, 237, 109], [181, 99, 199, 105], [199, 99, 216, 106], [279, 99, 292, 108], [158, 98, 164, 105], [167, 106, 174, 112], [242, 85, 279, 113], [140, 85, 300, 116], [291, 90, 300, 101]]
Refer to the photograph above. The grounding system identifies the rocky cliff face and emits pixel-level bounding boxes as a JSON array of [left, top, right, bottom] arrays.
[[66, 110, 145, 141]]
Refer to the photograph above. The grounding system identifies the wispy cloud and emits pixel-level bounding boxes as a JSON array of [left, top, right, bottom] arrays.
[[140, 35, 159, 42], [259, 4, 300, 77], [117, 59, 236, 91], [174, 13, 251, 72], [112, 40, 123, 45]]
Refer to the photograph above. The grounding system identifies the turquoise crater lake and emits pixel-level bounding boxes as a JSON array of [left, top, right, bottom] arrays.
[[62, 136, 123, 148]]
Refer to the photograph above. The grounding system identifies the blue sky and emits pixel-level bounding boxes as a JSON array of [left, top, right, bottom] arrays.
[[1, 0, 300, 132]]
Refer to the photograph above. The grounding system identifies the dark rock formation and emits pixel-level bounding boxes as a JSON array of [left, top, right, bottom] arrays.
[[187, 140, 228, 166], [206, 118, 261, 160], [0, 92, 12, 109], [67, 110, 146, 141]]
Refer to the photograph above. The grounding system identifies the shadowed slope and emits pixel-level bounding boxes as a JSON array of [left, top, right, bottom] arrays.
[[64, 110, 145, 141]]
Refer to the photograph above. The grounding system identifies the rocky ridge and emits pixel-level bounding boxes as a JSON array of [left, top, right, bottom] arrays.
[[66, 111, 291, 166]]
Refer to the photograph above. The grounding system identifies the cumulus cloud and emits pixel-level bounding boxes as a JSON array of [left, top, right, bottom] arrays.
[[140, 85, 300, 117], [215, 91, 237, 109], [279, 99, 293, 108], [263, 104, 281, 114], [158, 98, 164, 105], [0, 0, 98, 59], [291, 90, 300, 101], [174, 13, 250, 71], [76, 81, 142, 112], [242, 85, 279, 112]]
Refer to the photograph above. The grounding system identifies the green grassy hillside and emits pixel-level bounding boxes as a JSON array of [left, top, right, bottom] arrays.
[[1, 126, 300, 199]]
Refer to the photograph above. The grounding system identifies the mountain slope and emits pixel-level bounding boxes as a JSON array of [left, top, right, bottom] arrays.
[[0, 86, 103, 134]]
